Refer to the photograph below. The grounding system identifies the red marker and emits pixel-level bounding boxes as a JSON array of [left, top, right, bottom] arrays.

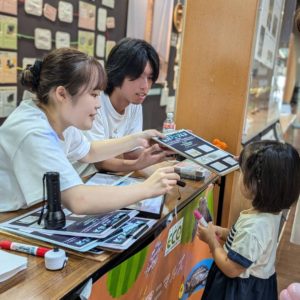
[[0, 240, 51, 257], [193, 210, 208, 227]]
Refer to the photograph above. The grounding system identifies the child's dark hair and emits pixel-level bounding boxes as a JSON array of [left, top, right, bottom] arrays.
[[20, 48, 106, 104], [105, 38, 160, 95], [239, 140, 300, 213]]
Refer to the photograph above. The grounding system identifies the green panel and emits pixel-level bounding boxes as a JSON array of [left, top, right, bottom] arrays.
[[181, 187, 214, 244], [180, 198, 199, 244], [107, 247, 148, 298], [206, 189, 214, 221]]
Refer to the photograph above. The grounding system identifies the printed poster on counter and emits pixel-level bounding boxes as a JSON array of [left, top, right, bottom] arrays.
[[89, 185, 214, 300]]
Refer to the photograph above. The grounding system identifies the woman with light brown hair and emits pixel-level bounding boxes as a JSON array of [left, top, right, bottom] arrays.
[[0, 48, 179, 213]]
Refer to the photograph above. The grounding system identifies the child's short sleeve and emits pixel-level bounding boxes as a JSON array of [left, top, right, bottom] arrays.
[[226, 230, 264, 268]]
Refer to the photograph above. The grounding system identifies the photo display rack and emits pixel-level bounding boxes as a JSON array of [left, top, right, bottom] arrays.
[[153, 129, 239, 176]]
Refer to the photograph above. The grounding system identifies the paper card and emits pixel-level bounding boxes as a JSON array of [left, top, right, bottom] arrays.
[[22, 57, 36, 69], [170, 32, 178, 47], [0, 0, 17, 15], [58, 1, 73, 23], [105, 40, 116, 59], [1, 207, 139, 240], [78, 30, 95, 56], [97, 8, 107, 31], [24, 0, 43, 16], [102, 0, 115, 9], [98, 59, 104, 67], [0, 250, 27, 282], [0, 51, 17, 83], [0, 15, 17, 50], [1, 225, 99, 253], [78, 1, 96, 30], [34, 28, 52, 50], [173, 65, 179, 90], [106, 16, 115, 29], [0, 86, 17, 117], [96, 34, 105, 58], [55, 31, 70, 49], [43, 3, 57, 22]]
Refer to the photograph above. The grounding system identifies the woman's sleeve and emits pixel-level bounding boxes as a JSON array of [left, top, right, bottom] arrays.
[[13, 130, 82, 207]]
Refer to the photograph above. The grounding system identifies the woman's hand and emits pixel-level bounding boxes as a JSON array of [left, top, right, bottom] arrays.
[[142, 166, 180, 197], [132, 144, 175, 170]]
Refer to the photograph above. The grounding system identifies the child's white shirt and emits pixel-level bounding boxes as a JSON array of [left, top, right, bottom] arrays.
[[224, 210, 281, 279]]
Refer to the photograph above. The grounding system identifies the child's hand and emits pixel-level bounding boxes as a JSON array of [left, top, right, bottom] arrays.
[[197, 222, 217, 244], [214, 225, 230, 241]]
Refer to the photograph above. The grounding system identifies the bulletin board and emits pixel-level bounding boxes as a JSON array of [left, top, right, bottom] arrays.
[[0, 0, 128, 124], [0, 0, 182, 132]]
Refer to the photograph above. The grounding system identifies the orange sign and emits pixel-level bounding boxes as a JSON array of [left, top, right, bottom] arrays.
[[90, 186, 214, 300]]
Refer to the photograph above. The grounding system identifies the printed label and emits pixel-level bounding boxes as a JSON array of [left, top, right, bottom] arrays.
[[165, 217, 183, 256]]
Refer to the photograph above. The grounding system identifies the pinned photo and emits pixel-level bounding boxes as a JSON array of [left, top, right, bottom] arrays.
[[34, 28, 52, 50], [58, 1, 73, 23]]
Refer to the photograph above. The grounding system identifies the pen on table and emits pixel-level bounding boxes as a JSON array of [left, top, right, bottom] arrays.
[[177, 180, 186, 187], [0, 240, 51, 257], [112, 171, 134, 186]]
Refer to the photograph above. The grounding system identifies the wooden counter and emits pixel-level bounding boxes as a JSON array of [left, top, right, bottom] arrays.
[[0, 173, 218, 300]]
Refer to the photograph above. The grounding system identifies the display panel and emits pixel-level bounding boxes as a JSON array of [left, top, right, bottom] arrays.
[[242, 0, 295, 142]]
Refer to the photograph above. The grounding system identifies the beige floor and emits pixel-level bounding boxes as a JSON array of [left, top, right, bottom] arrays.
[[290, 199, 300, 245], [275, 114, 300, 294]]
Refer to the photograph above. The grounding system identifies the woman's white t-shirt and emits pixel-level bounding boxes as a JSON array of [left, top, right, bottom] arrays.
[[0, 100, 90, 212]]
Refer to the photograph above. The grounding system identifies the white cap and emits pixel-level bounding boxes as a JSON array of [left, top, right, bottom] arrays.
[[44, 248, 68, 271]]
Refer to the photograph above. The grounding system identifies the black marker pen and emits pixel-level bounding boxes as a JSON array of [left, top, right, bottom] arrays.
[[177, 180, 186, 187]]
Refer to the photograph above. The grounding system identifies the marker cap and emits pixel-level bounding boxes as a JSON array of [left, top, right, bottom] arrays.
[[193, 210, 202, 220]]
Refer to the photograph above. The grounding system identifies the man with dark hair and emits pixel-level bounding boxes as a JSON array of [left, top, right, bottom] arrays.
[[76, 38, 166, 174]]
